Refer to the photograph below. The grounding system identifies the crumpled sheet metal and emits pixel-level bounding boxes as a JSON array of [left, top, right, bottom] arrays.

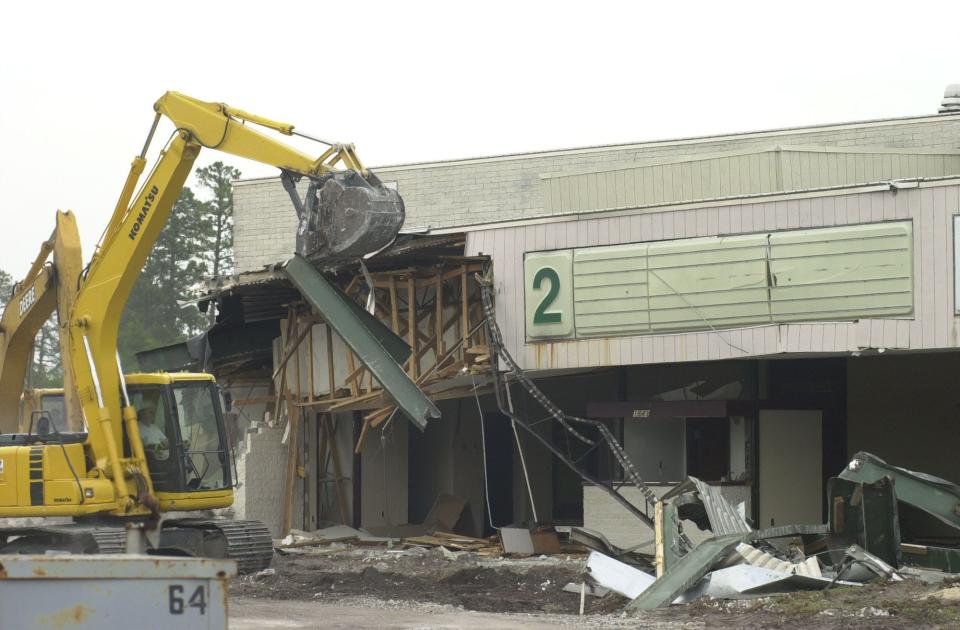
[[675, 564, 859, 603], [627, 535, 745, 610], [734, 543, 822, 578], [841, 451, 960, 532], [662, 476, 751, 537]]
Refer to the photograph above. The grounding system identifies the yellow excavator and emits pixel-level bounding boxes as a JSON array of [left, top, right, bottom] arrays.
[[0, 92, 404, 572], [0, 211, 84, 436]]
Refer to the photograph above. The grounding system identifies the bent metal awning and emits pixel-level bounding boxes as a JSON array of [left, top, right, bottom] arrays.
[[283, 255, 440, 431]]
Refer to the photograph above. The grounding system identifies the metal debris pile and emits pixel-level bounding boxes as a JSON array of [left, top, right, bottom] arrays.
[[571, 452, 960, 613]]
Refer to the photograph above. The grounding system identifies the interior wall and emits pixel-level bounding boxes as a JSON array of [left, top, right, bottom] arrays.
[[360, 416, 408, 529], [624, 418, 685, 482], [407, 396, 490, 537], [758, 409, 823, 528], [848, 353, 960, 482]]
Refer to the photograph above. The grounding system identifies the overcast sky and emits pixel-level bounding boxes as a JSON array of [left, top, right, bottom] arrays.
[[0, 0, 957, 277]]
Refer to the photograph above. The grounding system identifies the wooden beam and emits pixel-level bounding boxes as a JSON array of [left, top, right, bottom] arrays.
[[307, 325, 315, 404], [344, 350, 359, 397], [389, 276, 400, 334], [461, 266, 470, 356], [281, 393, 302, 536], [233, 395, 277, 407], [354, 419, 371, 454], [435, 275, 444, 358], [407, 276, 417, 379], [323, 415, 350, 525], [325, 324, 336, 400], [273, 310, 297, 423], [271, 323, 312, 382], [364, 405, 395, 427]]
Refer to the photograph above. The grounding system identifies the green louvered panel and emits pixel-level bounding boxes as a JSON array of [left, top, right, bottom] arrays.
[[573, 243, 650, 337], [646, 234, 771, 332], [768, 222, 913, 322]]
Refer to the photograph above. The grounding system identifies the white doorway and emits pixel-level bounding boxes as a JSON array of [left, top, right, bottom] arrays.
[[758, 409, 822, 528]]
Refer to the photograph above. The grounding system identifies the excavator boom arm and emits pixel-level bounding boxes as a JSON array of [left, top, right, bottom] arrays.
[[66, 92, 403, 514], [0, 211, 83, 433]]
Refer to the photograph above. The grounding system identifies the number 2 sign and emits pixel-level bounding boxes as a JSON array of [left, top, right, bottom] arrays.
[[524, 250, 574, 340]]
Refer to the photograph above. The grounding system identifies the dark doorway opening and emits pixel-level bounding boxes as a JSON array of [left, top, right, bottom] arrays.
[[552, 421, 600, 523], [482, 413, 514, 534], [686, 417, 729, 481]]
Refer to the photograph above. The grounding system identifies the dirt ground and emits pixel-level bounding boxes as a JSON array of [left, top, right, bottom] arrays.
[[230, 546, 960, 629]]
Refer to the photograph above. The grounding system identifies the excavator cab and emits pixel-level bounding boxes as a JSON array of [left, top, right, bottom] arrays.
[[125, 373, 232, 502], [18, 388, 69, 434]]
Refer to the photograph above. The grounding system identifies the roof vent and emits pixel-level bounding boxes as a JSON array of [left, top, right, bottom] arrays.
[[941, 84, 960, 113]]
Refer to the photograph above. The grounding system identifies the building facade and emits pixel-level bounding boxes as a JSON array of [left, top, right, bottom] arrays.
[[223, 93, 960, 542]]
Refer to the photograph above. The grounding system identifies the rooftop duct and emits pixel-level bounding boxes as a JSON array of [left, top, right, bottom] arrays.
[[940, 84, 960, 113]]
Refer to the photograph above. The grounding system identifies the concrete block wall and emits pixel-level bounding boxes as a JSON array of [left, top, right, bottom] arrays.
[[233, 114, 960, 272], [233, 421, 302, 538]]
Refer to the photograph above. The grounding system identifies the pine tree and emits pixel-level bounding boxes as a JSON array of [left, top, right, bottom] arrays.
[[195, 161, 239, 280], [118, 187, 210, 366]]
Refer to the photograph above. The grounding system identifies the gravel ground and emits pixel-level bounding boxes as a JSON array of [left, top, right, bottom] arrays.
[[230, 545, 960, 629]]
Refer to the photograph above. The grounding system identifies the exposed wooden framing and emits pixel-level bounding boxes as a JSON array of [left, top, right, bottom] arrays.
[[435, 275, 444, 358], [654, 500, 666, 577], [233, 395, 277, 407], [344, 363, 368, 390], [307, 325, 315, 403], [276, 261, 494, 458], [273, 310, 296, 424], [325, 324, 335, 400], [389, 276, 400, 333], [414, 310, 463, 363], [407, 276, 417, 379], [323, 415, 350, 525], [343, 275, 362, 296], [271, 321, 312, 382], [344, 350, 359, 398], [461, 265, 470, 358], [440, 263, 484, 282], [354, 418, 370, 455], [281, 391, 301, 536]]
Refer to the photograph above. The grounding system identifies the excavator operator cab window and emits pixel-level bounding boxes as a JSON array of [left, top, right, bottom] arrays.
[[128, 386, 177, 492], [128, 382, 232, 493], [172, 381, 230, 491], [39, 394, 68, 434]]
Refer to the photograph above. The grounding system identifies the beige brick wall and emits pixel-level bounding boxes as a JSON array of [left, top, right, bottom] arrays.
[[233, 114, 960, 273], [233, 421, 302, 537]]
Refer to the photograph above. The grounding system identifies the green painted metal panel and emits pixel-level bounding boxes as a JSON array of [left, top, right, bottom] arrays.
[[525, 222, 914, 342], [573, 243, 650, 337], [524, 250, 575, 340], [283, 256, 440, 431], [769, 222, 913, 321], [646, 234, 770, 332], [626, 534, 745, 610]]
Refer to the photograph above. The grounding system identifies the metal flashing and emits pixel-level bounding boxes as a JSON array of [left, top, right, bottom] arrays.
[[283, 255, 440, 430]]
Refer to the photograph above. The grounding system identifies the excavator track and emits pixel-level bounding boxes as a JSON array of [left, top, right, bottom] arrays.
[[0, 519, 273, 574], [167, 518, 273, 574]]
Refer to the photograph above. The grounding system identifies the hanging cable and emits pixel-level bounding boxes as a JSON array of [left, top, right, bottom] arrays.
[[472, 374, 499, 531], [506, 380, 539, 524]]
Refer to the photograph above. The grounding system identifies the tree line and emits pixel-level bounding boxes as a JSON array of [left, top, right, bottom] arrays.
[[0, 162, 240, 388]]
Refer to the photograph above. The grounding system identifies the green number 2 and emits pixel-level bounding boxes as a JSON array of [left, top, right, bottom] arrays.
[[533, 267, 562, 324]]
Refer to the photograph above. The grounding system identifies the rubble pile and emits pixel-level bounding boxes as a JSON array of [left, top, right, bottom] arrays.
[[573, 452, 960, 615]]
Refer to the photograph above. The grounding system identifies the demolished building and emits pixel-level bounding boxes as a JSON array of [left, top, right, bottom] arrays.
[[159, 87, 960, 549]]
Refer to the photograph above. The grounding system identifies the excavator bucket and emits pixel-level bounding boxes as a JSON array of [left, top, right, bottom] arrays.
[[283, 170, 404, 262]]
